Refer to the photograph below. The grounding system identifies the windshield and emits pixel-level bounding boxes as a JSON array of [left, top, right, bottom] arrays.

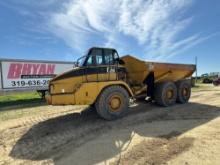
[[77, 55, 87, 67], [76, 49, 91, 67]]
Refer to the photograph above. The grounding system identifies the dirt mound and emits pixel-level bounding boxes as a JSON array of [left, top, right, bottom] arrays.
[[112, 136, 194, 165]]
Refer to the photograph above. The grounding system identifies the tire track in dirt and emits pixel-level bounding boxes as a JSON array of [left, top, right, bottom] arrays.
[[7, 102, 220, 163], [0, 106, 86, 131], [0, 87, 220, 165]]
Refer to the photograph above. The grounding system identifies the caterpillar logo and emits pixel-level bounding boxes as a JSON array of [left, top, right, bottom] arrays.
[[7, 63, 55, 79]]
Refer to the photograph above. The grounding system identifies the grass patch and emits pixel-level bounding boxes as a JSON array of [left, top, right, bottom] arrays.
[[0, 91, 40, 102], [192, 83, 217, 92], [192, 84, 202, 92], [0, 92, 45, 110]]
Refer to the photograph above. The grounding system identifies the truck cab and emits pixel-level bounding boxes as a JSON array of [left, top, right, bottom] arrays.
[[46, 47, 131, 108], [74, 47, 127, 82]]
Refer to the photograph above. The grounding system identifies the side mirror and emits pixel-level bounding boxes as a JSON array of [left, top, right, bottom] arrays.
[[118, 59, 125, 65], [73, 62, 78, 68], [115, 58, 125, 64]]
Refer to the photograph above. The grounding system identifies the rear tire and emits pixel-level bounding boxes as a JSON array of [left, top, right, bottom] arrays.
[[95, 86, 129, 120], [176, 80, 191, 103], [154, 82, 177, 107]]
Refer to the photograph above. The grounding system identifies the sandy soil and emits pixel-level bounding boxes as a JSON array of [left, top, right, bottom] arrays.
[[0, 84, 220, 165]]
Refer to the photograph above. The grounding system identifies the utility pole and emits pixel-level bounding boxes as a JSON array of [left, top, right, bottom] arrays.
[[195, 56, 198, 83]]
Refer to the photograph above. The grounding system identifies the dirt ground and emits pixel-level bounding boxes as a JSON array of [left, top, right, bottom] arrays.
[[0, 84, 220, 165]]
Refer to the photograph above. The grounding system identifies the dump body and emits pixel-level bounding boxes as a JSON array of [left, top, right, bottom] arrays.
[[121, 55, 196, 86]]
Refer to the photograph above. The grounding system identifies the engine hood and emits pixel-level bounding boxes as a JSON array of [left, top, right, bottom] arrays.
[[50, 67, 83, 83]]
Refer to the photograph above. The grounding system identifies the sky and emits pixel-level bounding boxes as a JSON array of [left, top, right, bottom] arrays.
[[0, 0, 220, 75]]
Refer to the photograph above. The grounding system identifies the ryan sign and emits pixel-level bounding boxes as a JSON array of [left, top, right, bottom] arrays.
[[1, 61, 73, 89]]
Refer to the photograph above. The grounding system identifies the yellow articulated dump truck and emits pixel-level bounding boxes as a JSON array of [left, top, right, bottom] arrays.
[[46, 47, 196, 120]]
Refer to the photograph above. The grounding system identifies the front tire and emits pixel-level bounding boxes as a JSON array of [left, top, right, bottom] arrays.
[[154, 82, 177, 107], [95, 86, 129, 120]]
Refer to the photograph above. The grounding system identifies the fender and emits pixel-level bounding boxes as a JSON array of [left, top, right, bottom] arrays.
[[74, 81, 133, 105]]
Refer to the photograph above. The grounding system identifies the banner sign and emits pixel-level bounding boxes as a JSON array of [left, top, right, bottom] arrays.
[[1, 61, 74, 89]]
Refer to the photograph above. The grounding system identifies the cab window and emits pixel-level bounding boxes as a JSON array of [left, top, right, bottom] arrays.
[[86, 55, 93, 65], [104, 49, 114, 65], [113, 51, 119, 60], [85, 49, 102, 66], [85, 48, 118, 66], [96, 54, 103, 65]]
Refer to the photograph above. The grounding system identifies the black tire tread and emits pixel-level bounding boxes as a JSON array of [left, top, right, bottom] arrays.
[[95, 85, 129, 120], [154, 82, 177, 107], [176, 80, 191, 103]]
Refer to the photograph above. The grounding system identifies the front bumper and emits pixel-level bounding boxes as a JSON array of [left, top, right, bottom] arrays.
[[45, 92, 77, 105]]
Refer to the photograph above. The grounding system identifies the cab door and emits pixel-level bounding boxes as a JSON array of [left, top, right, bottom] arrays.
[[103, 49, 117, 81], [84, 48, 102, 82]]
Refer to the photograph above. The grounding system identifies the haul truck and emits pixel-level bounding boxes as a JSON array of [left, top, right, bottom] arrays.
[[46, 47, 196, 120]]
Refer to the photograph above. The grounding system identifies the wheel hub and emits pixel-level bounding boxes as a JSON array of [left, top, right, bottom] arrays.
[[166, 89, 174, 99], [109, 95, 122, 111]]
